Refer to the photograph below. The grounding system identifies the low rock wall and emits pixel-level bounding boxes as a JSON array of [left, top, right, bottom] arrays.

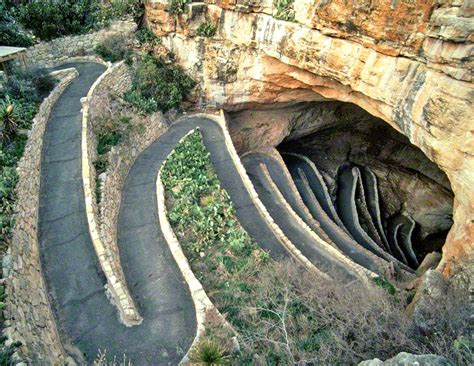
[[20, 21, 136, 68], [2, 68, 78, 365]]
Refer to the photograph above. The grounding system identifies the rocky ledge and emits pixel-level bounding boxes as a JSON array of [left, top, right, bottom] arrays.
[[144, 0, 473, 276]]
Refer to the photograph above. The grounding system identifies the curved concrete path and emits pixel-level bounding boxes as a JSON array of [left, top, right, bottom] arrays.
[[39, 63, 196, 364], [37, 62, 419, 364], [38, 65, 292, 363], [283, 154, 385, 275], [242, 152, 360, 283], [335, 166, 414, 273]]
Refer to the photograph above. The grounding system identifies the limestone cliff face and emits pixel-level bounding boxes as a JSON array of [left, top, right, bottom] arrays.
[[144, 0, 473, 274]]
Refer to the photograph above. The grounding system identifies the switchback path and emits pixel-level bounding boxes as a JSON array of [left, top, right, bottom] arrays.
[[38, 63, 290, 364]]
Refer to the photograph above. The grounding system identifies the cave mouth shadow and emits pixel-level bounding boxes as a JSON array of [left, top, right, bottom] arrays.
[[277, 102, 454, 267], [227, 101, 454, 269]]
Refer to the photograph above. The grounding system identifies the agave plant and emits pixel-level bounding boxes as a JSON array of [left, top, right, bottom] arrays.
[[188, 338, 230, 365], [0, 96, 19, 144]]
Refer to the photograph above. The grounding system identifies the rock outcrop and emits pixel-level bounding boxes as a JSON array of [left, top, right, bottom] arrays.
[[145, 0, 473, 276]]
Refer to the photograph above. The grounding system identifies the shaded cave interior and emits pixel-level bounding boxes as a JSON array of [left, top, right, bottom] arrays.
[[227, 101, 454, 267]]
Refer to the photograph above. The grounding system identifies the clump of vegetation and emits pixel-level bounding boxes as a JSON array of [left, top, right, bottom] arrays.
[[136, 27, 161, 46], [18, 0, 101, 41], [168, 0, 188, 16], [273, 0, 295, 22], [0, 64, 56, 365], [162, 131, 472, 365], [16, 0, 144, 41], [0, 3, 34, 47], [95, 35, 133, 63], [189, 338, 230, 365], [196, 22, 216, 38], [123, 54, 196, 114], [92, 115, 131, 203], [0, 65, 56, 248]]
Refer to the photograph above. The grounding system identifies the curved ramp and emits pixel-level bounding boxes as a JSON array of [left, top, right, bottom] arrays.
[[38, 66, 294, 362], [335, 166, 414, 273], [242, 152, 362, 283], [283, 153, 351, 235], [358, 166, 392, 254], [388, 215, 419, 268], [282, 155, 385, 275]]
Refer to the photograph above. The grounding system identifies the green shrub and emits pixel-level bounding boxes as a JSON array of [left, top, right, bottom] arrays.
[[168, 0, 188, 16], [98, 0, 145, 23], [0, 97, 19, 144], [95, 35, 133, 63], [124, 55, 196, 114], [18, 0, 100, 41], [0, 4, 34, 47], [2, 66, 56, 104], [136, 27, 161, 46], [196, 22, 216, 38], [97, 131, 122, 155], [273, 0, 295, 21]]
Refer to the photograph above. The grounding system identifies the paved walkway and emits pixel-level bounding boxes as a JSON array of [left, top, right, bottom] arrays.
[[38, 65, 290, 363]]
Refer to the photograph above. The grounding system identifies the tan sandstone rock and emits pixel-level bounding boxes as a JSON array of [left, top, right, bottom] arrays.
[[145, 0, 473, 276]]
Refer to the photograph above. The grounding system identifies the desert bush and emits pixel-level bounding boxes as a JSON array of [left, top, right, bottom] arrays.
[[189, 338, 230, 365], [17, 0, 142, 41], [135, 27, 161, 46], [95, 35, 133, 63], [98, 0, 145, 23], [0, 3, 34, 47], [168, 0, 188, 16], [273, 0, 295, 22], [18, 0, 100, 41], [196, 22, 216, 37], [123, 54, 196, 114], [2, 65, 56, 104], [0, 97, 19, 144]]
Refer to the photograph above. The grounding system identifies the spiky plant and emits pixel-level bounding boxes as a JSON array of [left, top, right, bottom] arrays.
[[0, 96, 19, 144], [188, 338, 230, 365]]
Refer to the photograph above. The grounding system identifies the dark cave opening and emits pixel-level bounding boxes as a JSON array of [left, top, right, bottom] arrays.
[[228, 101, 454, 269], [276, 103, 454, 266]]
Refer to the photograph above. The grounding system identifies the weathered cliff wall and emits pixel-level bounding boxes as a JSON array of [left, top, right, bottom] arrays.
[[144, 0, 473, 275]]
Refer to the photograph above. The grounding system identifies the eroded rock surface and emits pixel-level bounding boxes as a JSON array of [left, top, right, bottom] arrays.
[[145, 0, 473, 275]]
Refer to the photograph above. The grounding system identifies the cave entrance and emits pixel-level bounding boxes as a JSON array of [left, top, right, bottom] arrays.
[[228, 101, 454, 269]]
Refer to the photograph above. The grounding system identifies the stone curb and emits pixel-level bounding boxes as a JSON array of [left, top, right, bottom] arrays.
[[80, 61, 142, 326], [4, 68, 79, 364], [214, 111, 322, 272], [156, 128, 228, 365]]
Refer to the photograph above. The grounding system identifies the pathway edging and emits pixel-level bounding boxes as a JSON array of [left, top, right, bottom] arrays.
[[80, 61, 142, 326]]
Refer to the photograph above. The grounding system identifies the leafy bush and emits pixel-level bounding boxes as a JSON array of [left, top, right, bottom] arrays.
[[0, 4, 34, 47], [95, 35, 133, 63], [273, 0, 295, 21], [168, 0, 188, 16], [2, 65, 56, 104], [18, 0, 101, 41], [136, 27, 161, 46], [123, 55, 196, 114], [196, 22, 216, 38]]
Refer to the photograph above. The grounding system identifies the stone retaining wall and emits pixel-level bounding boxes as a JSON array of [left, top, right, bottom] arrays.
[[2, 68, 78, 365], [20, 21, 136, 68]]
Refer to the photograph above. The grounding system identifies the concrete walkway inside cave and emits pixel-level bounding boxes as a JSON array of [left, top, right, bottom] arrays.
[[38, 62, 292, 364]]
